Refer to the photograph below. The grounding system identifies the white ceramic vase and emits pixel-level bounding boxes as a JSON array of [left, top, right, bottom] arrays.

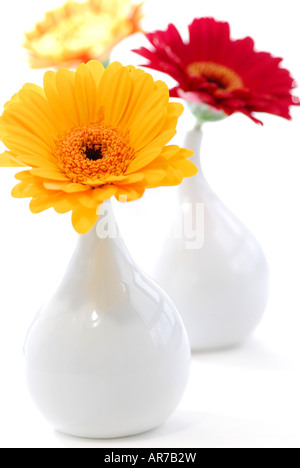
[[24, 202, 190, 439], [154, 128, 269, 351]]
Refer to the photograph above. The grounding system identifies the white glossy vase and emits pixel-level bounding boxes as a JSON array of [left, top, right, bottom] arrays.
[[154, 128, 269, 351], [24, 202, 190, 439]]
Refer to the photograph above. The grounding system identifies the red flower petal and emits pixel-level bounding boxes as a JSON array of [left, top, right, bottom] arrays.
[[134, 17, 299, 123]]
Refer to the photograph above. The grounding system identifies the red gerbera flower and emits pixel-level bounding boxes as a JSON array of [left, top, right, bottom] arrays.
[[134, 18, 299, 124]]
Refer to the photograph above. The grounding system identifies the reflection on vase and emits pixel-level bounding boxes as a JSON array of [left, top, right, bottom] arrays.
[[24, 201, 190, 439], [154, 128, 269, 351]]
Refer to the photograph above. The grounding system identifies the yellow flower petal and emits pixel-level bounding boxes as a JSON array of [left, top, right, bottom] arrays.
[[140, 165, 168, 187], [22, 83, 46, 97], [127, 129, 177, 173], [114, 184, 145, 202], [43, 70, 73, 128], [75, 64, 96, 123], [12, 182, 41, 198], [55, 68, 80, 125], [159, 145, 194, 161], [2, 90, 57, 148], [15, 170, 38, 182], [43, 182, 90, 192], [129, 87, 169, 147], [102, 67, 133, 127], [30, 195, 59, 213], [86, 60, 105, 81], [0, 61, 197, 234], [0, 151, 26, 167], [97, 62, 123, 106], [170, 158, 198, 177], [14, 153, 56, 168], [30, 167, 69, 181], [166, 102, 184, 118], [24, 1, 143, 69], [130, 107, 167, 151], [91, 185, 117, 202], [1, 125, 55, 158], [30, 191, 77, 214], [72, 205, 99, 234], [82, 61, 105, 120], [138, 157, 180, 188], [118, 72, 155, 129], [101, 172, 144, 185], [52, 197, 77, 214]]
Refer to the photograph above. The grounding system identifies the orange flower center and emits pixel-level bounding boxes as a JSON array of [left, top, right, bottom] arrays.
[[186, 61, 244, 93], [55, 123, 135, 185]]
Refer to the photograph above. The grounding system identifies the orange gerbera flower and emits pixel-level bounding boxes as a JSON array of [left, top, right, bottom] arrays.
[[24, 0, 143, 68], [0, 61, 197, 234]]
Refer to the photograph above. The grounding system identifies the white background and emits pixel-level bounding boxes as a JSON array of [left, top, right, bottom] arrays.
[[0, 0, 299, 448]]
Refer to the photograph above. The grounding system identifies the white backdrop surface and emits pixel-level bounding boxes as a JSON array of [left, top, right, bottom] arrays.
[[0, 0, 299, 448]]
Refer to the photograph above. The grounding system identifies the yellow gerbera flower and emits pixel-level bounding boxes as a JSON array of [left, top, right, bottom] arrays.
[[0, 61, 197, 234], [24, 0, 143, 68]]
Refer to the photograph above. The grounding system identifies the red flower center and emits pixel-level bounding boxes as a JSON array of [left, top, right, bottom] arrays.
[[186, 61, 244, 93]]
